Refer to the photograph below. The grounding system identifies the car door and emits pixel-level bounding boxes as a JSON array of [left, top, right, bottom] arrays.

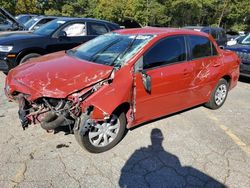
[[133, 35, 195, 124], [186, 35, 223, 104]]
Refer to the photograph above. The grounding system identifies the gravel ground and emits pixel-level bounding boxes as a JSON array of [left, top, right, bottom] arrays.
[[0, 72, 249, 188]]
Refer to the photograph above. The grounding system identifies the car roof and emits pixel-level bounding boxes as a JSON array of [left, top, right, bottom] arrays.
[[34, 15, 58, 19], [184, 25, 224, 31], [115, 27, 209, 37], [52, 17, 118, 25]]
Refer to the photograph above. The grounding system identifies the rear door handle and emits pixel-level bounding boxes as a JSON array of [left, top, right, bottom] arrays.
[[213, 63, 221, 67]]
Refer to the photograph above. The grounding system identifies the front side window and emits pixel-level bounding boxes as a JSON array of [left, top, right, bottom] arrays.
[[143, 36, 187, 69], [188, 36, 212, 59], [63, 23, 86, 36], [67, 33, 154, 67]]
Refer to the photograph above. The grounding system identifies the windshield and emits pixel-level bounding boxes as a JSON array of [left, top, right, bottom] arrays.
[[68, 33, 154, 67], [239, 34, 250, 45], [24, 17, 38, 28], [33, 19, 66, 36]]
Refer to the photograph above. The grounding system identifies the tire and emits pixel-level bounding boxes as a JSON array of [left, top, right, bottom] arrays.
[[205, 78, 229, 110], [74, 112, 126, 153], [20, 53, 41, 64]]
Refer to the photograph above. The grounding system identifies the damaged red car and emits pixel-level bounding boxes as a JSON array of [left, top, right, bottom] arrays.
[[5, 28, 240, 153]]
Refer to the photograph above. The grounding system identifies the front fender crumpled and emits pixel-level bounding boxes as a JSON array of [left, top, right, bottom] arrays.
[[81, 66, 134, 119]]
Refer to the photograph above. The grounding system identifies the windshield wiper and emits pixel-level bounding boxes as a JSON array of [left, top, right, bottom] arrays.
[[110, 35, 138, 67]]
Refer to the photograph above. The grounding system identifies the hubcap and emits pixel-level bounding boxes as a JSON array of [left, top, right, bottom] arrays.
[[215, 84, 227, 106], [87, 115, 120, 147]]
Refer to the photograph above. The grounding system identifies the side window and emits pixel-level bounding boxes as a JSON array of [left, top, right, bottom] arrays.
[[63, 23, 86, 37], [88, 22, 109, 35], [188, 36, 212, 59], [144, 36, 187, 69], [211, 30, 217, 40], [37, 18, 53, 26]]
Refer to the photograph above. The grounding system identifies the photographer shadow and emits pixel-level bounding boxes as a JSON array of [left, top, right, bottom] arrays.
[[119, 128, 226, 188]]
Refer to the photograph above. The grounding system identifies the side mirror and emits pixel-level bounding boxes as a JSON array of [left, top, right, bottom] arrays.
[[134, 56, 152, 93], [141, 70, 151, 93], [58, 31, 67, 39], [219, 45, 225, 49]]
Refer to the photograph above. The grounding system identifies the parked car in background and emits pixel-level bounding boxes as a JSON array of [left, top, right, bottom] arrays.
[[0, 8, 52, 32], [15, 14, 37, 25], [225, 34, 250, 77], [227, 34, 246, 46], [0, 8, 25, 31], [24, 15, 57, 31], [184, 26, 227, 47], [0, 17, 120, 73], [5, 28, 240, 153]]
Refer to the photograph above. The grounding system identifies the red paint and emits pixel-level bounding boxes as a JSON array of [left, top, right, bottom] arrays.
[[5, 27, 240, 129]]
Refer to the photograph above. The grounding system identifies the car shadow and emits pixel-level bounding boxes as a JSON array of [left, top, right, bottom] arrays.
[[119, 128, 226, 188], [239, 76, 250, 83]]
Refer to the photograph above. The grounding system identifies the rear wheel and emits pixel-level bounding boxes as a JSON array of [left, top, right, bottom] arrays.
[[20, 53, 41, 64], [74, 112, 126, 153], [205, 78, 229, 109]]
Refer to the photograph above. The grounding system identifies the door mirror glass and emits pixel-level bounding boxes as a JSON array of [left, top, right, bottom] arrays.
[[141, 71, 151, 93]]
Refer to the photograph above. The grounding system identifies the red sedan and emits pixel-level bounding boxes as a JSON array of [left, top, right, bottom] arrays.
[[5, 27, 240, 153]]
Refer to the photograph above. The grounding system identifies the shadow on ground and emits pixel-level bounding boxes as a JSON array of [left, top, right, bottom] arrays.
[[119, 128, 226, 188]]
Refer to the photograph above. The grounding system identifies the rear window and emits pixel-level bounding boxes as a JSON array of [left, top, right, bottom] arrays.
[[144, 36, 187, 69], [88, 22, 109, 35], [188, 35, 217, 59]]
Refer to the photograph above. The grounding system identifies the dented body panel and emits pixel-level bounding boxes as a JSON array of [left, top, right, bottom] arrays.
[[6, 51, 113, 100], [5, 27, 239, 131]]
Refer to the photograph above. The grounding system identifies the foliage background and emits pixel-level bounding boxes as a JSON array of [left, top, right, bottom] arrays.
[[0, 0, 249, 31]]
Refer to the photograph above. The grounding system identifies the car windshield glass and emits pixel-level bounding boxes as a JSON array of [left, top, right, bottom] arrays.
[[239, 34, 250, 45], [24, 17, 38, 28], [68, 33, 154, 67], [33, 19, 65, 36]]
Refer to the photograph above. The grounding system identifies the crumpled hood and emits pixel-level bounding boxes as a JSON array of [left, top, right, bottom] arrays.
[[7, 51, 113, 99]]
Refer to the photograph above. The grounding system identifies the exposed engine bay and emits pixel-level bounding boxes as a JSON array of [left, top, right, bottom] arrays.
[[15, 77, 112, 132]]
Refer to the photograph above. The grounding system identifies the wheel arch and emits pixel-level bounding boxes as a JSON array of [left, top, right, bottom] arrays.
[[221, 75, 231, 87], [112, 102, 130, 116], [16, 48, 47, 64]]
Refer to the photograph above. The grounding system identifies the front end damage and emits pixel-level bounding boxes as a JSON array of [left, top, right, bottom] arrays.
[[13, 77, 114, 132], [17, 95, 78, 130]]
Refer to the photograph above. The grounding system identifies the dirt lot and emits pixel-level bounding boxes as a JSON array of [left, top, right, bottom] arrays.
[[0, 72, 249, 188]]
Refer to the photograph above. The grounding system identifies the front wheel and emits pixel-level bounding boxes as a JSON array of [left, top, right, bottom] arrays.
[[20, 53, 41, 64], [205, 78, 229, 110], [74, 112, 126, 153]]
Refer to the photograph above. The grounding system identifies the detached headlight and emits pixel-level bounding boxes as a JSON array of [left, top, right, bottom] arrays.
[[0, 45, 13, 52]]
